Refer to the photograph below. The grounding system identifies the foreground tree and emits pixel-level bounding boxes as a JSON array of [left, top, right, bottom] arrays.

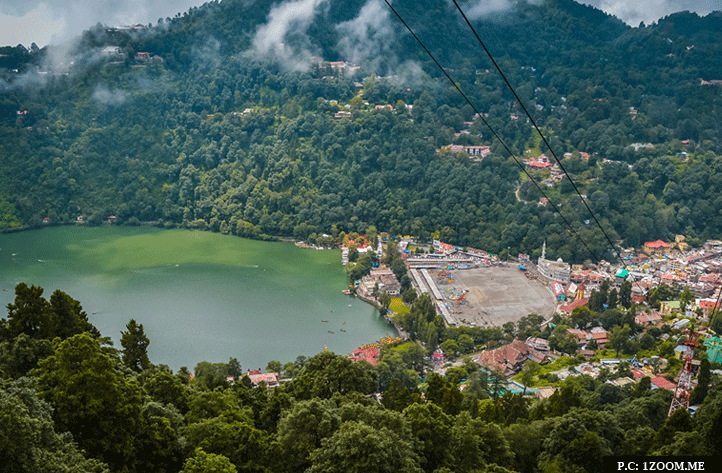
[[0, 377, 110, 473], [309, 421, 422, 473], [32, 333, 146, 471], [286, 351, 377, 400], [120, 319, 151, 372], [0, 333, 53, 379], [1, 284, 100, 342], [1, 283, 54, 340], [180, 448, 238, 473]]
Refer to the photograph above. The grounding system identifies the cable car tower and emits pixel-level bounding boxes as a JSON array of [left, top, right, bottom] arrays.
[[668, 327, 700, 417]]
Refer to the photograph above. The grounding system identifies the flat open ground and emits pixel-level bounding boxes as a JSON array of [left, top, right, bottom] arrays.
[[438, 265, 557, 327]]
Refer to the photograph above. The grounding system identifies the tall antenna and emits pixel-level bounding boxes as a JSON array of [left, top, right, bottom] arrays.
[[668, 327, 700, 417]]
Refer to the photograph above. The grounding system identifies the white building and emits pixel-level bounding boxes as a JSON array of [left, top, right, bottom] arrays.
[[537, 241, 570, 283]]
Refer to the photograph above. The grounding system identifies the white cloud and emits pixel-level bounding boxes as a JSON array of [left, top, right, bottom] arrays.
[[465, 0, 518, 19], [92, 85, 127, 105], [0, 0, 206, 47], [248, 0, 327, 70], [336, 0, 393, 65]]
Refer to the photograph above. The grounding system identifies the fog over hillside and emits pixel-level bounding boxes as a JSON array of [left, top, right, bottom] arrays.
[[1, 0, 720, 47]]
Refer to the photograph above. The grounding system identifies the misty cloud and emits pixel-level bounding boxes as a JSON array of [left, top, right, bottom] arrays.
[[464, 0, 523, 20], [92, 85, 127, 105], [248, 0, 327, 70], [192, 37, 222, 69], [336, 0, 394, 66], [0, 0, 206, 47]]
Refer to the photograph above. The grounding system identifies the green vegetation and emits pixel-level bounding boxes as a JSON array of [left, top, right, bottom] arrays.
[[2, 1, 722, 264], [389, 297, 411, 316], [1, 281, 721, 472]]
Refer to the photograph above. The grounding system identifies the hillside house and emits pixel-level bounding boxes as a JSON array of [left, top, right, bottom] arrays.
[[349, 346, 379, 366], [464, 146, 491, 156], [247, 372, 279, 387], [526, 337, 550, 351], [476, 340, 548, 377], [698, 299, 720, 318], [358, 269, 401, 297], [101, 46, 123, 58], [559, 297, 589, 315], [660, 300, 681, 316], [635, 311, 662, 327], [643, 240, 672, 255]]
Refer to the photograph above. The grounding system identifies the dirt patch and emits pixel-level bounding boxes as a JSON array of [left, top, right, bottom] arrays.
[[437, 265, 557, 328]]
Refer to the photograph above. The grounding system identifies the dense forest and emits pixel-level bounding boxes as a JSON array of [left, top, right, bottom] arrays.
[[1, 0, 722, 264], [1, 282, 721, 472]]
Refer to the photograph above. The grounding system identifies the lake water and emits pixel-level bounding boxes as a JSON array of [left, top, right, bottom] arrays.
[[0, 226, 393, 371]]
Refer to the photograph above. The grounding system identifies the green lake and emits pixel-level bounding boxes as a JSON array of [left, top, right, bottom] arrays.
[[0, 226, 394, 371]]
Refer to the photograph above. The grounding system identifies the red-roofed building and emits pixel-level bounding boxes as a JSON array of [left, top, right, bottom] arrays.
[[438, 241, 456, 252], [476, 340, 548, 377], [570, 270, 605, 284], [661, 273, 683, 288], [349, 346, 379, 366], [525, 158, 553, 169], [699, 299, 721, 317], [635, 311, 662, 327], [567, 328, 590, 343], [699, 273, 719, 284], [247, 372, 279, 387], [651, 376, 677, 390], [559, 298, 589, 315], [643, 240, 672, 255], [591, 330, 609, 348]]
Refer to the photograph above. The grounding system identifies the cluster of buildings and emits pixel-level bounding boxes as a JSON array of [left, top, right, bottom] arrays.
[[310, 57, 361, 77], [357, 268, 402, 297], [523, 155, 554, 169], [527, 235, 722, 326], [223, 369, 279, 388], [472, 333, 694, 400], [436, 144, 491, 161], [561, 238, 722, 321]]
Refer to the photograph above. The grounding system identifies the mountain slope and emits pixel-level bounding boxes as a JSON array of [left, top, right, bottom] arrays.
[[1, 0, 722, 262]]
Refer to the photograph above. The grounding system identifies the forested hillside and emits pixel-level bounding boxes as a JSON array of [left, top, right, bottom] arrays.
[[2, 283, 722, 472], [2, 0, 722, 263]]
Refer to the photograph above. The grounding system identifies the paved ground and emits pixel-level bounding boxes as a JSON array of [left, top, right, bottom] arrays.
[[437, 264, 557, 328]]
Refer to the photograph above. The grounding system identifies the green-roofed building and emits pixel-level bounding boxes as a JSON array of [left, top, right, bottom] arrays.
[[704, 337, 722, 364]]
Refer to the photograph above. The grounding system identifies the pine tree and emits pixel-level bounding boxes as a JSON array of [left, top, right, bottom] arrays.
[[120, 319, 151, 372]]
